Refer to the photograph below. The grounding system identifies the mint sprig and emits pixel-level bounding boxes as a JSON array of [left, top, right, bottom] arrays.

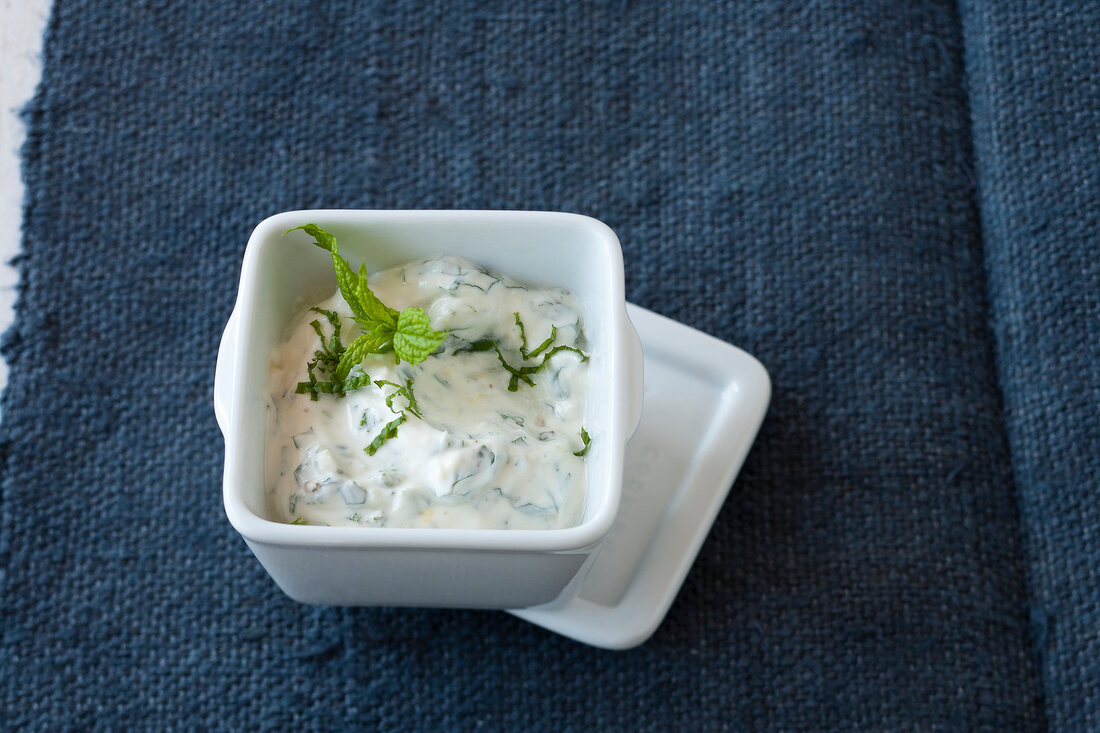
[[286, 223, 447, 451], [286, 224, 446, 367]]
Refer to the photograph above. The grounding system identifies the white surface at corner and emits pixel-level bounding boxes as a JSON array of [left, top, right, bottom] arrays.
[[0, 0, 52, 406]]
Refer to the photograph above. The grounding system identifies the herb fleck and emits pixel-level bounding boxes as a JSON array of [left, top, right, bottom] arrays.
[[573, 427, 591, 458], [365, 413, 407, 456]]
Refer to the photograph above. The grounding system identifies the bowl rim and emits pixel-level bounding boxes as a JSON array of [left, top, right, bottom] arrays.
[[221, 209, 631, 553]]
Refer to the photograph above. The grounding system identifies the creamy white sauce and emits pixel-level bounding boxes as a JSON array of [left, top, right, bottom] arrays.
[[266, 256, 589, 529]]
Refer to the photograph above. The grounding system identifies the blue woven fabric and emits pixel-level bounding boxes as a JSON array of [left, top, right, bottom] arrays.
[[2, 0, 1093, 729], [959, 2, 1100, 729]]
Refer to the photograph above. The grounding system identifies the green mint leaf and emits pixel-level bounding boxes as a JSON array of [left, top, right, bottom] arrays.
[[294, 380, 335, 397], [334, 328, 400, 384], [307, 323, 336, 374], [286, 223, 336, 252], [466, 338, 499, 352], [335, 333, 380, 381], [573, 427, 591, 457], [299, 362, 322, 401], [296, 371, 373, 398], [288, 224, 366, 318], [494, 346, 536, 391], [541, 344, 588, 363], [330, 252, 365, 318], [310, 308, 344, 356], [514, 312, 558, 359], [364, 413, 406, 456], [525, 326, 557, 360], [365, 324, 398, 354], [373, 377, 422, 418], [403, 376, 421, 418], [373, 379, 405, 415], [513, 312, 557, 360], [452, 338, 498, 354], [354, 261, 398, 329], [393, 307, 446, 365], [514, 312, 529, 354], [372, 379, 403, 390], [288, 224, 408, 365], [492, 341, 587, 392], [340, 373, 375, 392]]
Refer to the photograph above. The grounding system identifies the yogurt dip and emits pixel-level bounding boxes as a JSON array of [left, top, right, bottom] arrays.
[[266, 256, 590, 529]]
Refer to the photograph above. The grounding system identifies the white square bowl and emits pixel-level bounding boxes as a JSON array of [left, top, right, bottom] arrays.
[[215, 210, 643, 608]]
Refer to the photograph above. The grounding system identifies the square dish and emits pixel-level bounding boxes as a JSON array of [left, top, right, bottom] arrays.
[[216, 210, 643, 608]]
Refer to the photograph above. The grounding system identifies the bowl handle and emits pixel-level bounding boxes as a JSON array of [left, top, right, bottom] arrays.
[[621, 310, 644, 436], [213, 309, 239, 437]]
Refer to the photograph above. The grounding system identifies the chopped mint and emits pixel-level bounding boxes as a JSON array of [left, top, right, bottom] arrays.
[[364, 413, 407, 456], [573, 427, 591, 457]]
